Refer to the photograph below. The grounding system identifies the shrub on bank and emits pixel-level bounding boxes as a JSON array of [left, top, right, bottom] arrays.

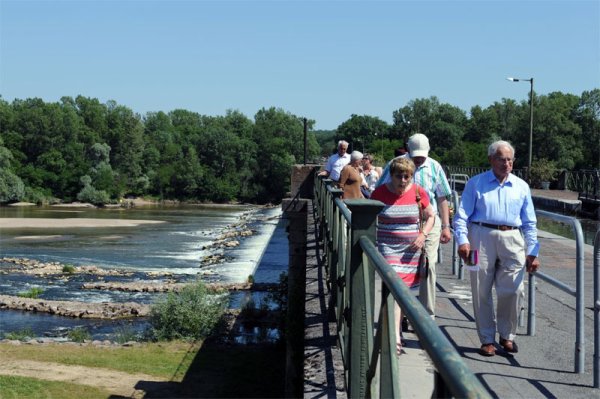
[[114, 324, 139, 344], [3, 327, 34, 341], [68, 327, 91, 343], [17, 287, 44, 299], [62, 264, 76, 274], [148, 282, 228, 341]]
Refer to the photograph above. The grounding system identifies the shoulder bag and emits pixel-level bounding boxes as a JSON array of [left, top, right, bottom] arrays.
[[415, 186, 429, 279]]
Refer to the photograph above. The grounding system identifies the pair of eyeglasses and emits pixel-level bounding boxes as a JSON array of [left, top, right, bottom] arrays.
[[494, 157, 514, 163], [392, 174, 412, 180]]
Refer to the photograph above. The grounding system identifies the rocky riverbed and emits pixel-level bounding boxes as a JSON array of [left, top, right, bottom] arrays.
[[0, 252, 276, 321], [0, 294, 150, 319], [81, 281, 277, 293], [0, 204, 286, 347]]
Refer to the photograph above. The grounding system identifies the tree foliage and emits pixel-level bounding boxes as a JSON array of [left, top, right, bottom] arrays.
[[335, 114, 391, 154], [0, 88, 597, 206], [383, 92, 598, 171], [0, 97, 321, 204]]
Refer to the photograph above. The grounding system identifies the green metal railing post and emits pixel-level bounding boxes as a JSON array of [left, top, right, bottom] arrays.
[[321, 178, 334, 284], [376, 283, 401, 398], [316, 177, 329, 238], [329, 188, 343, 310], [345, 199, 385, 398], [337, 197, 351, 365]]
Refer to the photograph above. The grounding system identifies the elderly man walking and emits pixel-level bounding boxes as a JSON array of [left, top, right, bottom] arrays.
[[377, 133, 452, 318], [453, 140, 540, 357], [318, 140, 350, 182]]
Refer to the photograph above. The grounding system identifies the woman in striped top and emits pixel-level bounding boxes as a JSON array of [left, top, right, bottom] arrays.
[[370, 157, 435, 355]]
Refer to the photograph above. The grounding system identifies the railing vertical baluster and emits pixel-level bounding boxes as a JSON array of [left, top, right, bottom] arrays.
[[345, 199, 385, 399], [451, 190, 460, 277], [377, 284, 400, 398], [528, 210, 586, 373], [593, 229, 599, 388], [329, 189, 343, 303]]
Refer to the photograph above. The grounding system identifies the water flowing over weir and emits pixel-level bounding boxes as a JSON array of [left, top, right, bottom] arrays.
[[0, 204, 287, 340]]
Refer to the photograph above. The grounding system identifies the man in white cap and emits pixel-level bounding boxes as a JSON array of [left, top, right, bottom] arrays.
[[377, 133, 452, 319], [318, 140, 351, 182]]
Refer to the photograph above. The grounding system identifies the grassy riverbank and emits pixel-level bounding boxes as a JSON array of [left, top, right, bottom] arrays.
[[0, 339, 285, 398]]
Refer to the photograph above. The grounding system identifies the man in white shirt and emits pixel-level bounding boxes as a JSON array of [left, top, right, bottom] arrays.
[[318, 140, 350, 182]]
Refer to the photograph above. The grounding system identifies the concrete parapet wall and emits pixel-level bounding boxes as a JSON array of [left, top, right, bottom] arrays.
[[290, 164, 319, 199], [532, 196, 581, 215]]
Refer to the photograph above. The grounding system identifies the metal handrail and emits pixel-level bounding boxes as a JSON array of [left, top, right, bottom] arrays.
[[530, 210, 586, 374], [450, 190, 464, 279], [594, 229, 600, 388], [314, 175, 490, 398], [361, 236, 489, 398], [446, 166, 526, 181], [449, 173, 470, 192]]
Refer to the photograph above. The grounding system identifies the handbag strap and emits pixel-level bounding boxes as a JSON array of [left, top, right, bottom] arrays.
[[415, 185, 427, 255], [415, 185, 424, 233]]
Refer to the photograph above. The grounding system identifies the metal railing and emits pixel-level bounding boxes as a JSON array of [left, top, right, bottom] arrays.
[[449, 173, 470, 192], [527, 210, 586, 373], [314, 175, 490, 399], [594, 229, 600, 388], [449, 190, 465, 280], [567, 169, 600, 196], [446, 166, 525, 181], [446, 166, 600, 195]]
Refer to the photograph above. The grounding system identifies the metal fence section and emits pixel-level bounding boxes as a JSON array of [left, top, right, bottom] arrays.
[[314, 174, 490, 399], [566, 169, 600, 196], [445, 167, 600, 194], [449, 173, 470, 192], [594, 229, 600, 388], [449, 190, 465, 280], [527, 210, 586, 373], [446, 166, 525, 181]]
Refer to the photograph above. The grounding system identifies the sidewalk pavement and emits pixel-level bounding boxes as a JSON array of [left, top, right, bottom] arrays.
[[428, 227, 598, 398]]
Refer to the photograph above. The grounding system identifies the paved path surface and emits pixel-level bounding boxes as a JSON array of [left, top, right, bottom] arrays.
[[304, 201, 347, 398], [434, 227, 597, 398], [414, 189, 598, 398], [530, 189, 580, 201]]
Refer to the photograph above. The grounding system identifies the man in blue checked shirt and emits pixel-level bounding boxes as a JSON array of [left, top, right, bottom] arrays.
[[453, 140, 540, 357], [377, 133, 453, 319]]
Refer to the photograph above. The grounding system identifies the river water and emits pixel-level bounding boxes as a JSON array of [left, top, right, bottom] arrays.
[[537, 214, 599, 246], [0, 204, 288, 341]]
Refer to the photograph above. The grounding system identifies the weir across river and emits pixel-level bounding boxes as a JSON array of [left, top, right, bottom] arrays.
[[283, 166, 600, 398]]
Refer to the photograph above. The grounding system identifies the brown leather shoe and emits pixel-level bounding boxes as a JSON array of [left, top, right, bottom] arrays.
[[479, 343, 496, 356], [500, 338, 519, 353]]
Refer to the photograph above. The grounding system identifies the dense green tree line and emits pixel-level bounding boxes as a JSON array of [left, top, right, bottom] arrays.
[[0, 96, 320, 204], [1, 89, 598, 204], [332, 89, 600, 172]]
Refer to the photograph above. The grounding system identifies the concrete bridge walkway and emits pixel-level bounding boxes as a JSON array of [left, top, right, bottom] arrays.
[[302, 190, 599, 398]]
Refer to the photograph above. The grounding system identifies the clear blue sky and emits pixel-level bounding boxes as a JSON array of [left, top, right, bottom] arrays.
[[1, 0, 598, 130]]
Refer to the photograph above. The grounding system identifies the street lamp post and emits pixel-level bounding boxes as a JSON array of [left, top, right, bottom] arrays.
[[507, 77, 534, 175]]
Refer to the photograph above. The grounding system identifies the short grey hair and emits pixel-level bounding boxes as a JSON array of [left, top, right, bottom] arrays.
[[488, 140, 515, 157], [338, 140, 349, 148]]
